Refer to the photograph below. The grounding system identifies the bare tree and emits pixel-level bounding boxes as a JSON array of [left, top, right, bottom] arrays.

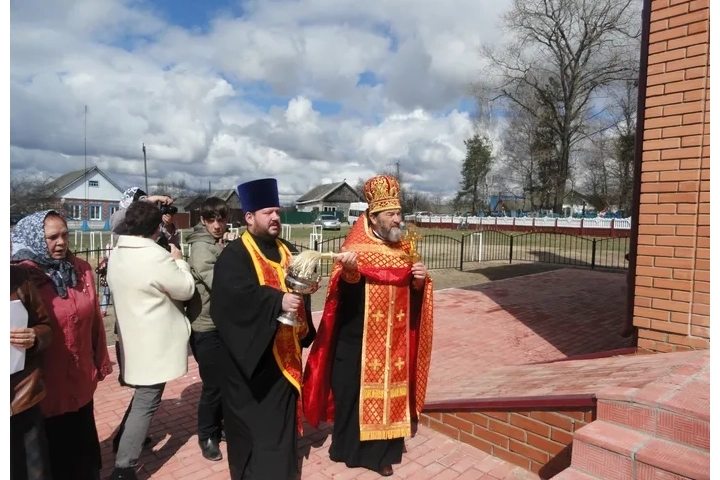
[[477, 0, 640, 213], [402, 191, 432, 213], [10, 176, 62, 214], [152, 179, 201, 198], [354, 177, 366, 194], [579, 79, 637, 211], [429, 194, 445, 213], [499, 91, 555, 211], [607, 79, 637, 212], [580, 135, 613, 210]]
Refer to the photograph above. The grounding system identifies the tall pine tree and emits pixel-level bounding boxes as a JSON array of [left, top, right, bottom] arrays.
[[455, 134, 494, 213]]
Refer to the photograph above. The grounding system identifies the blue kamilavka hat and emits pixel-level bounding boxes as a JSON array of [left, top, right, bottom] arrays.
[[237, 178, 280, 213]]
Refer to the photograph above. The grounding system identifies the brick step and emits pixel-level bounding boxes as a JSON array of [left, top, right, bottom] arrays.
[[550, 467, 601, 479], [596, 389, 709, 451], [569, 420, 709, 480]]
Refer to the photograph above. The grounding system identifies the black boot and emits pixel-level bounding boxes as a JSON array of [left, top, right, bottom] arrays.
[[199, 437, 223, 461], [108, 467, 138, 480], [112, 433, 153, 454]]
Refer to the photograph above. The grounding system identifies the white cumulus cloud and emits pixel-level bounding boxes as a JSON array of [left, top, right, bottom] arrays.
[[10, 0, 511, 200]]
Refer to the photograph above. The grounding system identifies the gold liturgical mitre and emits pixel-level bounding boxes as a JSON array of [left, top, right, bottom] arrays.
[[363, 175, 402, 214], [363, 175, 422, 263]]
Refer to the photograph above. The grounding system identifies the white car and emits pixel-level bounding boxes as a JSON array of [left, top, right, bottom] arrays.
[[314, 214, 342, 231]]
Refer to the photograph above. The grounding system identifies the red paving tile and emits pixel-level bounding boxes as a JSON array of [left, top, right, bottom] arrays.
[[425, 349, 707, 403], [422, 269, 633, 401], [94, 357, 538, 479], [92, 268, 637, 478]]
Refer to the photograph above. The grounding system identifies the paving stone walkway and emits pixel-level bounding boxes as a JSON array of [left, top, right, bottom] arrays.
[[95, 358, 539, 479], [95, 268, 630, 479]]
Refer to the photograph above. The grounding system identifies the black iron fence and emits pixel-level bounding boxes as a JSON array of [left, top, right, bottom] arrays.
[[72, 231, 628, 304], [290, 230, 629, 274], [459, 230, 629, 271]]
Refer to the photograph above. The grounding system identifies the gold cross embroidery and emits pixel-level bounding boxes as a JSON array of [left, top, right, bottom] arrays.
[[372, 311, 385, 323], [369, 358, 382, 372], [395, 310, 406, 323], [394, 357, 405, 370]]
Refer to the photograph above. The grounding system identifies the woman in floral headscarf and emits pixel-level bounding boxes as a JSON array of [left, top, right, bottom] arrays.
[[12, 210, 112, 480]]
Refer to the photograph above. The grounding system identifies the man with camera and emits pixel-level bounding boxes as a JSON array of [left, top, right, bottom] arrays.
[[106, 200, 196, 480]]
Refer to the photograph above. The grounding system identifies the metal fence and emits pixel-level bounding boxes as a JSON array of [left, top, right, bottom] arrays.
[[72, 230, 628, 305], [290, 230, 629, 273], [459, 230, 629, 271]]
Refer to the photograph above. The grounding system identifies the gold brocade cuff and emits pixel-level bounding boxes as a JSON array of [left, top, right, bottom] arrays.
[[341, 269, 361, 284]]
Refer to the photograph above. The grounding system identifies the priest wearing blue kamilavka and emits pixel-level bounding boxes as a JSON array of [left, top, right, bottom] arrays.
[[210, 178, 317, 480]]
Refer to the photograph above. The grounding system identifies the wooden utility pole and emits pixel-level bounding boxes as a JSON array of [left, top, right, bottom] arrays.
[[142, 143, 149, 193], [81, 105, 89, 231]]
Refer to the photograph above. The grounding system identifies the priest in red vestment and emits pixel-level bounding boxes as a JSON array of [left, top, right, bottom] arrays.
[[303, 174, 434, 477]]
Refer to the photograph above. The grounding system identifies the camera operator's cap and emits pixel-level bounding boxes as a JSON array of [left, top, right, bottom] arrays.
[[364, 175, 401, 214], [237, 178, 280, 213]]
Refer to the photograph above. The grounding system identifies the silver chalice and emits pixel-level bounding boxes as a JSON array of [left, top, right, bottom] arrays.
[[277, 268, 321, 327]]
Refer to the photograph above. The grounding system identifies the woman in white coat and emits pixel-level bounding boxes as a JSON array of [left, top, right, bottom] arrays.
[[106, 200, 196, 480]]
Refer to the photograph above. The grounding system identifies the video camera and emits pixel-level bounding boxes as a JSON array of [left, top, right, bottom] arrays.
[[159, 204, 178, 216], [156, 202, 177, 252]]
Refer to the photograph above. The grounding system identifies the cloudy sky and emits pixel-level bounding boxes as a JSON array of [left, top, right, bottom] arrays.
[[10, 0, 512, 201]]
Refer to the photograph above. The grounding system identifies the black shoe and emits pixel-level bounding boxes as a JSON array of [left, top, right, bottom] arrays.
[[108, 467, 139, 480], [112, 434, 153, 454], [377, 466, 394, 477], [199, 438, 223, 461]]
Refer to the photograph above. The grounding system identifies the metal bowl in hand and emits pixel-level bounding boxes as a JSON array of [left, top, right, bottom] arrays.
[[284, 273, 320, 295], [277, 270, 321, 327]]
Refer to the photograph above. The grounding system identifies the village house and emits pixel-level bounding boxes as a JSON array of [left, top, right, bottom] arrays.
[[43, 167, 126, 230], [173, 189, 242, 229], [294, 181, 363, 215]]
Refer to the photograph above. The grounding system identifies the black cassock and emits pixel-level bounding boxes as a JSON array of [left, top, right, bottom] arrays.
[[328, 276, 407, 472], [210, 233, 316, 480]]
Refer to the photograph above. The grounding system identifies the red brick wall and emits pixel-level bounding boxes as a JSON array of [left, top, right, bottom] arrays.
[[634, 0, 709, 352], [421, 407, 595, 478]]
